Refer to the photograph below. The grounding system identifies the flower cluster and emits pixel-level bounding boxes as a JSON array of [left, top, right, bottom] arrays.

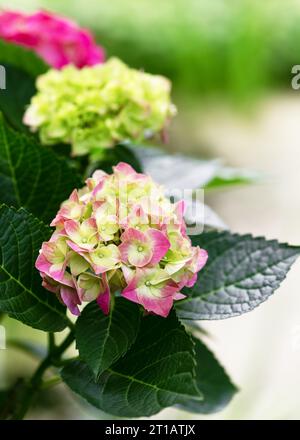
[[36, 163, 207, 317], [0, 10, 105, 68], [24, 58, 177, 158]]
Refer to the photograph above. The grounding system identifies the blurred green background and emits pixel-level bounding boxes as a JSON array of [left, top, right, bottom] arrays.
[[1, 0, 300, 420]]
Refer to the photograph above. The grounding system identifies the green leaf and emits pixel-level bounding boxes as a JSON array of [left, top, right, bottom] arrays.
[[0, 205, 68, 331], [62, 311, 202, 417], [176, 231, 300, 320], [87, 144, 143, 175], [178, 337, 237, 414], [203, 166, 259, 190], [0, 42, 48, 132], [0, 64, 36, 132], [0, 113, 82, 223], [76, 298, 141, 378], [0, 41, 48, 77]]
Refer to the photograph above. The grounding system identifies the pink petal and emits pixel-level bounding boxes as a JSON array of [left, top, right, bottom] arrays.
[[35, 253, 65, 283], [66, 240, 88, 255], [120, 227, 148, 244], [41, 274, 59, 294], [192, 247, 208, 272], [113, 162, 136, 176], [69, 189, 80, 203], [159, 281, 179, 298], [0, 10, 105, 69], [185, 273, 198, 288], [64, 219, 80, 237], [60, 286, 81, 316], [174, 292, 186, 300], [122, 285, 139, 305], [92, 179, 106, 198], [35, 252, 51, 274], [121, 265, 135, 284], [96, 274, 110, 315], [147, 229, 170, 265], [175, 200, 186, 219], [119, 241, 152, 267], [140, 295, 174, 318]]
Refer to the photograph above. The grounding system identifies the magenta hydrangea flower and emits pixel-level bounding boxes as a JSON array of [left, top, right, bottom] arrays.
[[36, 163, 208, 318], [0, 10, 105, 68]]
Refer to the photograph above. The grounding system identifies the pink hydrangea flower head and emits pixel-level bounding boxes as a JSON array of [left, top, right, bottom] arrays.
[[36, 163, 207, 317], [0, 10, 105, 68]]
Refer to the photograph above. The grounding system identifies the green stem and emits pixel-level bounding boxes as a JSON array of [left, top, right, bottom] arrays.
[[41, 376, 62, 390], [66, 318, 75, 331], [48, 333, 55, 351], [13, 331, 75, 420]]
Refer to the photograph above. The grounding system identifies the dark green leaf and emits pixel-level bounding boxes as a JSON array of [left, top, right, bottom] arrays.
[[0, 42, 48, 132], [88, 144, 143, 175], [0, 40, 48, 77], [178, 337, 237, 414], [76, 298, 141, 378], [176, 231, 300, 320], [0, 113, 82, 223], [0, 64, 36, 132], [0, 205, 68, 331], [62, 311, 202, 417]]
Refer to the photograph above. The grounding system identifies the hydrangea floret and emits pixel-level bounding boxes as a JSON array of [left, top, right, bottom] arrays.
[[23, 58, 177, 159], [0, 10, 105, 68], [36, 163, 207, 317]]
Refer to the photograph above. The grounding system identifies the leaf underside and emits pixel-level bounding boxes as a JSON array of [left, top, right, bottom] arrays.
[[176, 231, 300, 320]]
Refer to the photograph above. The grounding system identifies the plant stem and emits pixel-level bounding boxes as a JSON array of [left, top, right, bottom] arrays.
[[66, 318, 75, 331], [41, 376, 62, 390], [48, 332, 55, 351], [13, 331, 75, 420]]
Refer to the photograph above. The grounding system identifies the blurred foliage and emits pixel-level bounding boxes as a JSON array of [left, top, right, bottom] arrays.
[[1, 0, 300, 103]]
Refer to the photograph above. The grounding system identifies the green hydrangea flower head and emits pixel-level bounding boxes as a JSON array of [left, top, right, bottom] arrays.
[[24, 58, 177, 159]]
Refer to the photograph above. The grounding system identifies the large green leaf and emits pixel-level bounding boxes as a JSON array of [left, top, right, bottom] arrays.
[[0, 41, 48, 132], [76, 298, 141, 378], [0, 41, 48, 77], [0, 114, 82, 223], [0, 205, 68, 331], [178, 337, 237, 414], [0, 64, 35, 132], [177, 231, 300, 320], [62, 311, 202, 417]]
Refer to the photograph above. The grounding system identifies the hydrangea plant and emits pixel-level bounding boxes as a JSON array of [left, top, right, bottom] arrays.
[[0, 9, 299, 421], [23, 58, 176, 159]]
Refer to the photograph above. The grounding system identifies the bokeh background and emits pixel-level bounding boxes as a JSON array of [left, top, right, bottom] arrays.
[[1, 0, 300, 420]]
